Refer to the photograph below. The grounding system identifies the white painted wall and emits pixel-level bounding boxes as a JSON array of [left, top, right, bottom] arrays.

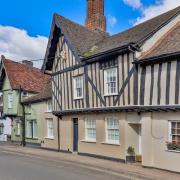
[[0, 117, 11, 141]]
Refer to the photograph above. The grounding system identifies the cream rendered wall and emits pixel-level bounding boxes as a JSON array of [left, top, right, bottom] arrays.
[[60, 112, 141, 160], [60, 115, 73, 152], [141, 112, 180, 173], [78, 113, 126, 160], [41, 109, 59, 150]]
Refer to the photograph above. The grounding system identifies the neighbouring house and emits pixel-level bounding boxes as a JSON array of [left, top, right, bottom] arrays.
[[22, 80, 59, 150], [42, 0, 180, 173], [0, 94, 11, 142], [0, 57, 49, 144]]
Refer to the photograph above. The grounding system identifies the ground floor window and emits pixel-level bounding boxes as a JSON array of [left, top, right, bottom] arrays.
[[0, 124, 4, 135], [167, 121, 180, 151], [106, 117, 120, 144], [169, 121, 180, 143], [26, 120, 37, 139], [85, 119, 96, 141], [47, 119, 54, 139], [17, 122, 21, 136]]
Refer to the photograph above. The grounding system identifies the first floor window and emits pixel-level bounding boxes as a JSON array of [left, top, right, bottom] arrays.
[[104, 67, 118, 95], [26, 120, 37, 139], [47, 100, 52, 112], [73, 75, 83, 99], [85, 119, 96, 141], [17, 122, 21, 136], [8, 93, 13, 109], [169, 121, 180, 144], [0, 124, 4, 135], [106, 117, 119, 144], [47, 119, 54, 139]]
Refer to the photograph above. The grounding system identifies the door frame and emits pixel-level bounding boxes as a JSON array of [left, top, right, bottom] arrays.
[[73, 118, 78, 152]]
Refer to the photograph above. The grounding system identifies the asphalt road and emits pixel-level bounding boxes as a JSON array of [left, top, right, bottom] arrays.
[[0, 149, 131, 180]]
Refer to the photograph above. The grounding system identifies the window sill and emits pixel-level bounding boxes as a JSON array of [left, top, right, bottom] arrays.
[[73, 97, 84, 100], [166, 149, 180, 153], [26, 137, 38, 140], [45, 111, 52, 113], [45, 137, 54, 140], [101, 142, 120, 146], [80, 140, 96, 143], [104, 94, 118, 97]]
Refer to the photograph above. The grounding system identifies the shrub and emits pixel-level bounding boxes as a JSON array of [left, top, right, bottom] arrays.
[[127, 146, 135, 156], [167, 142, 180, 151]]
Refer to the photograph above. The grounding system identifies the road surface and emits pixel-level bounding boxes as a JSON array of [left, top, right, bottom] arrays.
[[0, 149, 131, 180]]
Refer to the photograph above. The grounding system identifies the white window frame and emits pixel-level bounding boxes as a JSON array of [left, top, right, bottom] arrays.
[[73, 75, 84, 99], [0, 124, 4, 135], [8, 93, 13, 109], [168, 121, 180, 144], [17, 122, 21, 136], [47, 100, 52, 112], [47, 119, 54, 139], [85, 119, 96, 142], [26, 120, 37, 139], [104, 67, 118, 96], [105, 117, 120, 145]]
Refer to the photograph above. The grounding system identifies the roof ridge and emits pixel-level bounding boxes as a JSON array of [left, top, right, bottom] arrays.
[[3, 58, 42, 72], [110, 6, 180, 39], [54, 13, 107, 36]]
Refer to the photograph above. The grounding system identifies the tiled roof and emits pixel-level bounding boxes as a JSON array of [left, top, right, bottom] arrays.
[[23, 79, 52, 104], [56, 15, 107, 56], [3, 59, 49, 93], [43, 6, 180, 71], [56, 6, 180, 57], [140, 23, 180, 60]]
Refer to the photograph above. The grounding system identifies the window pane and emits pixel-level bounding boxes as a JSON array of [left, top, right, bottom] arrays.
[[106, 118, 119, 144], [33, 121, 38, 138], [74, 76, 83, 98], [104, 68, 117, 95], [47, 119, 54, 138], [85, 119, 96, 141]]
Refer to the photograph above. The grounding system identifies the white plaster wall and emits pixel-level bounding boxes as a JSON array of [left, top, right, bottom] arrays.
[[142, 112, 180, 173]]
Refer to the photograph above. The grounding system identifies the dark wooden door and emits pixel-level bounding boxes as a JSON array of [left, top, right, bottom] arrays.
[[73, 118, 78, 152]]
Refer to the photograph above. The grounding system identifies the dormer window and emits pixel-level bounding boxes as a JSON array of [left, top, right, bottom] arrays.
[[22, 91, 28, 97]]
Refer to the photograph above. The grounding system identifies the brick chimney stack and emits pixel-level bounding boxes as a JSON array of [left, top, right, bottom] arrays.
[[86, 0, 106, 32]]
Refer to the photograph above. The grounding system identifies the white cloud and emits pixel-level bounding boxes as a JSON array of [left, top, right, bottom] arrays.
[[107, 15, 117, 27], [134, 0, 180, 25], [123, 0, 142, 9], [0, 25, 48, 68]]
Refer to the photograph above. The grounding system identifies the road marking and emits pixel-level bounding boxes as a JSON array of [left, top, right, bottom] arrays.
[[0, 150, 149, 180]]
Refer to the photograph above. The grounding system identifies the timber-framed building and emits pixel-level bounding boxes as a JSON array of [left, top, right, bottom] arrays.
[[42, 0, 180, 172]]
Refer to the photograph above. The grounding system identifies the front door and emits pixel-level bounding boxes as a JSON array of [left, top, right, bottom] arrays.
[[73, 118, 78, 152]]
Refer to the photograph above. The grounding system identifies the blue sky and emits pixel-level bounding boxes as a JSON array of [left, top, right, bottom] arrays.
[[0, 0, 179, 67], [0, 0, 156, 37]]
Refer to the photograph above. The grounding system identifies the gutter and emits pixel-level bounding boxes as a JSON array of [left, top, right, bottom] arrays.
[[22, 97, 52, 105], [81, 43, 136, 63], [133, 51, 180, 65]]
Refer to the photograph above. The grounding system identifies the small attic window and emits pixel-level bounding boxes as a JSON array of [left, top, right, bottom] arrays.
[[22, 91, 28, 97]]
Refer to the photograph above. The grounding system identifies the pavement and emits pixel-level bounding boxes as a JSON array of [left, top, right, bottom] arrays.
[[0, 143, 180, 180]]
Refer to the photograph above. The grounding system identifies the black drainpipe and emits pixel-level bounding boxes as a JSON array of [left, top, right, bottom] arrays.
[[19, 86, 26, 147]]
